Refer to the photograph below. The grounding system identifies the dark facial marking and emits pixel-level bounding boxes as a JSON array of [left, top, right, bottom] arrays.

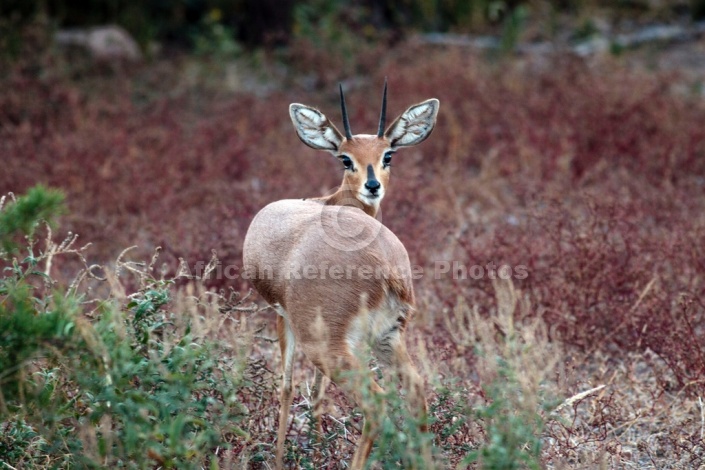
[[365, 164, 381, 193]]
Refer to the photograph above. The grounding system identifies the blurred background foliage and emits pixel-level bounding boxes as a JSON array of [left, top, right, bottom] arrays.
[[2, 0, 705, 60], [3, 1, 705, 468]]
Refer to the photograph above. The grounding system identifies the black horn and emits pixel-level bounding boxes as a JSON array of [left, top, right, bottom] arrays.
[[339, 83, 353, 140], [377, 78, 387, 138]]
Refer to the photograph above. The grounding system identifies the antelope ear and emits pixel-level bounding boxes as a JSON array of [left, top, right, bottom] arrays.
[[289, 104, 344, 152], [385, 99, 439, 148]]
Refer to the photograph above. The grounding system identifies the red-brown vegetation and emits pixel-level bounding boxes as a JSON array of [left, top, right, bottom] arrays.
[[2, 42, 704, 467]]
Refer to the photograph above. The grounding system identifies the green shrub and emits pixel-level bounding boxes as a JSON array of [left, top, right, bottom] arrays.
[[191, 10, 242, 59], [464, 361, 545, 470], [445, 281, 563, 469], [364, 381, 435, 469], [0, 185, 250, 468], [0, 185, 64, 255]]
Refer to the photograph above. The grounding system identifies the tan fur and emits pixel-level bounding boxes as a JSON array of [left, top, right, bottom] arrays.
[[243, 93, 439, 469], [245, 199, 413, 361], [312, 135, 392, 217]]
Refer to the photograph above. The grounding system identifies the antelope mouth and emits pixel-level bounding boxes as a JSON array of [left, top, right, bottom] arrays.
[[359, 191, 383, 206]]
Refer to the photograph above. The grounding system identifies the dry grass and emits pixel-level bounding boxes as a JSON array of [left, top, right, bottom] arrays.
[[2, 37, 705, 467]]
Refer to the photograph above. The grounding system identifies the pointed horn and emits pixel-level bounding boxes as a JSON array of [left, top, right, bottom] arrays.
[[377, 78, 388, 138], [339, 83, 353, 140]]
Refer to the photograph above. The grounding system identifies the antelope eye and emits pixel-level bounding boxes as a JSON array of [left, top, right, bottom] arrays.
[[383, 152, 393, 168], [340, 156, 354, 170]]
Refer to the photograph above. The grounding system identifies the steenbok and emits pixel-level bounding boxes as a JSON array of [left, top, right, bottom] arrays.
[[243, 82, 439, 469]]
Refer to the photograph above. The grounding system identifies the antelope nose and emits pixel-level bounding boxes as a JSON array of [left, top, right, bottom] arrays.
[[365, 179, 381, 193]]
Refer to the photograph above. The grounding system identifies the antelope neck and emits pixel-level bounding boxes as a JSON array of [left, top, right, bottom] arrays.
[[316, 187, 379, 218]]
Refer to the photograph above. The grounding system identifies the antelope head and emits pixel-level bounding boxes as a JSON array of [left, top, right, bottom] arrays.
[[289, 82, 439, 217]]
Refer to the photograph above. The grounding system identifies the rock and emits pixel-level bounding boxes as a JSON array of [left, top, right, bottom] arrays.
[[415, 21, 705, 58], [55, 25, 142, 62]]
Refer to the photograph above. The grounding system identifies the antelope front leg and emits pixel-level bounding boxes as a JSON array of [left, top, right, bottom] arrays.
[[375, 329, 429, 431], [311, 367, 329, 462], [312, 367, 329, 433], [276, 315, 296, 469], [326, 352, 386, 470], [349, 379, 385, 470], [393, 341, 428, 430], [391, 339, 432, 466]]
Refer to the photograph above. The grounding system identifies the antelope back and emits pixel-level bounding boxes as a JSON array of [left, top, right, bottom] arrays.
[[243, 199, 415, 319]]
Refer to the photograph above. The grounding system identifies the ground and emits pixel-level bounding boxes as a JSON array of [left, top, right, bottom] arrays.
[[2, 30, 705, 468]]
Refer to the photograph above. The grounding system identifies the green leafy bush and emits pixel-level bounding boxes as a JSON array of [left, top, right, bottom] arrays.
[[444, 281, 562, 469], [365, 383, 436, 469], [0, 186, 250, 468]]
